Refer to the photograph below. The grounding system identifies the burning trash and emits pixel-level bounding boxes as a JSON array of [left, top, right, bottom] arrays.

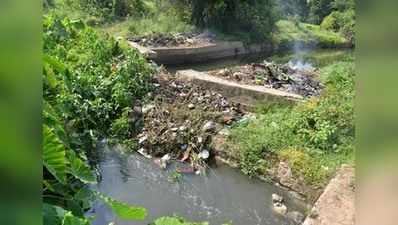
[[208, 60, 323, 97]]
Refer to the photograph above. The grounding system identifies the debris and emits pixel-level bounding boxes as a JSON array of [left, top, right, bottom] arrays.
[[142, 104, 155, 114], [135, 71, 245, 167], [138, 135, 148, 145], [208, 60, 323, 96], [188, 103, 195, 109], [202, 121, 216, 133], [198, 150, 210, 159], [180, 148, 191, 162], [273, 202, 288, 215], [177, 166, 195, 174], [156, 154, 171, 169], [128, 31, 216, 48], [137, 148, 152, 159], [272, 193, 284, 203]]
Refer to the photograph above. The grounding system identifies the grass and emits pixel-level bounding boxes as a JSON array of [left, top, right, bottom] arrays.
[[227, 60, 355, 188], [273, 20, 349, 49], [99, 13, 195, 38]]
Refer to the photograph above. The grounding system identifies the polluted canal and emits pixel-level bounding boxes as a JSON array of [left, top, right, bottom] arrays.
[[88, 49, 350, 225], [89, 145, 307, 225]]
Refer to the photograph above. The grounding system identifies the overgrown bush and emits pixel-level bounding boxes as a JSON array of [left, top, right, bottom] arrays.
[[190, 0, 277, 42], [321, 10, 355, 45], [230, 60, 355, 185], [273, 20, 348, 49], [43, 14, 154, 158]]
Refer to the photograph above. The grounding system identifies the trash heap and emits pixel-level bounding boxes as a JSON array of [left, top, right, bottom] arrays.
[[128, 31, 216, 48], [136, 71, 245, 171], [208, 60, 323, 97]]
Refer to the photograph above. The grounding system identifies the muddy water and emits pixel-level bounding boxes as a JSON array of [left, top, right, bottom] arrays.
[[167, 49, 353, 73], [90, 146, 307, 225]]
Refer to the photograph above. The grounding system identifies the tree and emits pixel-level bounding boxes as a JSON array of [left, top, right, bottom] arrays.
[[276, 0, 309, 20], [190, 0, 277, 42], [307, 0, 333, 24]]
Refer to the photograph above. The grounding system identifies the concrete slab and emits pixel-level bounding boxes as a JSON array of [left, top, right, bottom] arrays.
[[176, 69, 302, 107], [128, 41, 157, 58], [129, 40, 272, 64], [303, 165, 355, 225]]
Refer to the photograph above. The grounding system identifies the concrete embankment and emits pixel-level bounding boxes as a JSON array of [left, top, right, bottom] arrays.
[[176, 69, 302, 107], [129, 40, 272, 64], [302, 165, 355, 225]]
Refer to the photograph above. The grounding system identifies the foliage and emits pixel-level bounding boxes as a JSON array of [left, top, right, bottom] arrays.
[[273, 20, 348, 49], [76, 0, 150, 20], [150, 216, 209, 225], [307, 0, 354, 24], [168, 170, 183, 183], [229, 60, 355, 185], [321, 9, 355, 45], [43, 121, 148, 224], [275, 0, 309, 20], [279, 148, 329, 185], [307, 0, 334, 24], [190, 0, 277, 42], [43, 14, 154, 157], [43, 13, 155, 225]]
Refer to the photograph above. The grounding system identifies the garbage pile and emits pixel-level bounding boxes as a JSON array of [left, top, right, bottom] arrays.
[[136, 71, 245, 171], [208, 60, 323, 97], [128, 31, 216, 48]]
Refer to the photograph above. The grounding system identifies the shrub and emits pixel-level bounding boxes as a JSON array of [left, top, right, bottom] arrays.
[[43, 14, 154, 157]]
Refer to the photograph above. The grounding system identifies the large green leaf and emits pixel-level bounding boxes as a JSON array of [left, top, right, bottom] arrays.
[[43, 125, 67, 184], [43, 203, 67, 225], [95, 192, 147, 220], [67, 151, 96, 184], [62, 212, 90, 225]]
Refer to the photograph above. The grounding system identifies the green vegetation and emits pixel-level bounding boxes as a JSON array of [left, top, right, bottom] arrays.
[[43, 13, 155, 224], [321, 5, 355, 45], [43, 13, 154, 157], [191, 0, 277, 42], [273, 20, 348, 49], [150, 216, 209, 225], [229, 59, 355, 186], [49, 0, 194, 37]]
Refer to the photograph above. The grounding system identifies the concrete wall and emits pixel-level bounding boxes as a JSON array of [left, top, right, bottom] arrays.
[[130, 40, 272, 65], [176, 69, 302, 108]]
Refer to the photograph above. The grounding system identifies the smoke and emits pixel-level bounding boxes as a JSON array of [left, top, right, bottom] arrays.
[[288, 59, 314, 71]]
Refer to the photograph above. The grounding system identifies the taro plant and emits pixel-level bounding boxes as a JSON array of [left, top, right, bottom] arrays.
[[43, 105, 147, 224]]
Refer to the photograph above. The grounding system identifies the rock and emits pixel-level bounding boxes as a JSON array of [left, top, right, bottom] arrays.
[[272, 193, 284, 203], [277, 161, 296, 188], [171, 127, 179, 132], [287, 211, 305, 224], [202, 121, 216, 133], [273, 202, 287, 215], [188, 103, 195, 109]]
